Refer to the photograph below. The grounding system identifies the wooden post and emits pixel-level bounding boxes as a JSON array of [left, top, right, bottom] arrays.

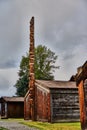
[[78, 80, 86, 130]]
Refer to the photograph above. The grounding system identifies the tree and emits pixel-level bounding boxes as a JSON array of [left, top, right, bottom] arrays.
[[15, 45, 58, 96], [15, 54, 29, 96]]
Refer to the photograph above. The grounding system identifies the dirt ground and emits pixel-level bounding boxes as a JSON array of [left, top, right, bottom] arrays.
[[0, 120, 38, 130]]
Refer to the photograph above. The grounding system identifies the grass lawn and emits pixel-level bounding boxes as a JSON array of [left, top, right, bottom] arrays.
[[20, 120, 81, 130], [0, 119, 81, 130], [0, 127, 8, 130]]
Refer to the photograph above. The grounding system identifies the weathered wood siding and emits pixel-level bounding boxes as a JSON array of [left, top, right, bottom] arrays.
[[35, 86, 51, 122], [1, 102, 24, 118], [51, 88, 80, 122], [84, 79, 87, 122], [7, 102, 24, 118]]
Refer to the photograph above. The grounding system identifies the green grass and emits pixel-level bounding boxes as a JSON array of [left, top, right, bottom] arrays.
[[0, 118, 81, 130], [20, 120, 81, 130], [0, 127, 8, 130]]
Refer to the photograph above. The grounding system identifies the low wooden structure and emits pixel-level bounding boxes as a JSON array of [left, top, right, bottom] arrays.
[[76, 61, 87, 130], [0, 97, 24, 118], [25, 80, 80, 122]]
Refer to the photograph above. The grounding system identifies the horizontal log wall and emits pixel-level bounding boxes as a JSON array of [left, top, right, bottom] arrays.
[[51, 88, 80, 122]]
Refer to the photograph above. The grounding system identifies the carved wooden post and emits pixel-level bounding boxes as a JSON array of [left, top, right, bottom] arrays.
[[24, 17, 35, 120], [29, 17, 35, 120]]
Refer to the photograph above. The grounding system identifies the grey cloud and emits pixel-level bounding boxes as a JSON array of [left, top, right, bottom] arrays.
[[0, 0, 23, 69], [0, 0, 86, 68], [36, 0, 87, 54], [0, 76, 10, 90], [0, 0, 87, 96], [0, 60, 17, 69], [0, 87, 16, 96], [63, 53, 75, 61], [0, 68, 18, 96]]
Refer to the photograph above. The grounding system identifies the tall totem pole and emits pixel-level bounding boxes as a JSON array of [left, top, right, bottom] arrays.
[[24, 17, 35, 120], [29, 16, 35, 120]]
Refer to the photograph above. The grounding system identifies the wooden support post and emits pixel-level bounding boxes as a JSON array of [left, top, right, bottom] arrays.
[[78, 80, 86, 130]]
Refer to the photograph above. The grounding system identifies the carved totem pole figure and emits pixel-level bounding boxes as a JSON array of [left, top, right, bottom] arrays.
[[29, 17, 35, 120], [24, 17, 35, 120]]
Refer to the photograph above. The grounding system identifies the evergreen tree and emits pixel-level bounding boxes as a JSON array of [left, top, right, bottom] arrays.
[[15, 45, 58, 96]]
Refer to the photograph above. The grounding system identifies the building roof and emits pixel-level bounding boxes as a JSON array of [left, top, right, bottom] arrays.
[[69, 75, 77, 81], [76, 61, 87, 85], [0, 97, 24, 102], [35, 80, 76, 89]]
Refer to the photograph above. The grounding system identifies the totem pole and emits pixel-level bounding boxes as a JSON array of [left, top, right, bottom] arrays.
[[29, 17, 35, 120]]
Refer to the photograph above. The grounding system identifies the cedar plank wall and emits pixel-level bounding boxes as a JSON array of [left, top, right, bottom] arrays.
[[84, 79, 87, 123], [51, 88, 80, 122], [24, 91, 31, 119], [7, 102, 24, 118], [35, 85, 80, 122], [35, 86, 51, 122], [1, 102, 5, 117], [1, 101, 24, 118], [76, 61, 87, 130]]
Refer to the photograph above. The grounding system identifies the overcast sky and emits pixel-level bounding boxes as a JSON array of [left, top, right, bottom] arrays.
[[0, 0, 87, 96]]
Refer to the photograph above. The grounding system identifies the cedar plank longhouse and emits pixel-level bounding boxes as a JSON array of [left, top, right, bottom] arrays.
[[24, 17, 80, 122], [24, 80, 80, 122], [0, 97, 24, 118], [35, 80, 80, 122]]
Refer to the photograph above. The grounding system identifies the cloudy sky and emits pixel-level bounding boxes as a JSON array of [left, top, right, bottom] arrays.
[[0, 0, 87, 96]]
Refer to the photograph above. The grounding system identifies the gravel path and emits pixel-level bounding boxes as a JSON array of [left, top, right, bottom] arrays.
[[0, 121, 38, 130]]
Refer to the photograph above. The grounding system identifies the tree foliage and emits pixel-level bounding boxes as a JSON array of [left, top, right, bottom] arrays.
[[15, 45, 58, 96]]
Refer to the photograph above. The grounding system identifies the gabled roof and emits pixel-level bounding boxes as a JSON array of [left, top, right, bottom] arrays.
[[76, 61, 87, 85], [0, 97, 24, 102], [35, 80, 76, 89], [69, 75, 77, 81]]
